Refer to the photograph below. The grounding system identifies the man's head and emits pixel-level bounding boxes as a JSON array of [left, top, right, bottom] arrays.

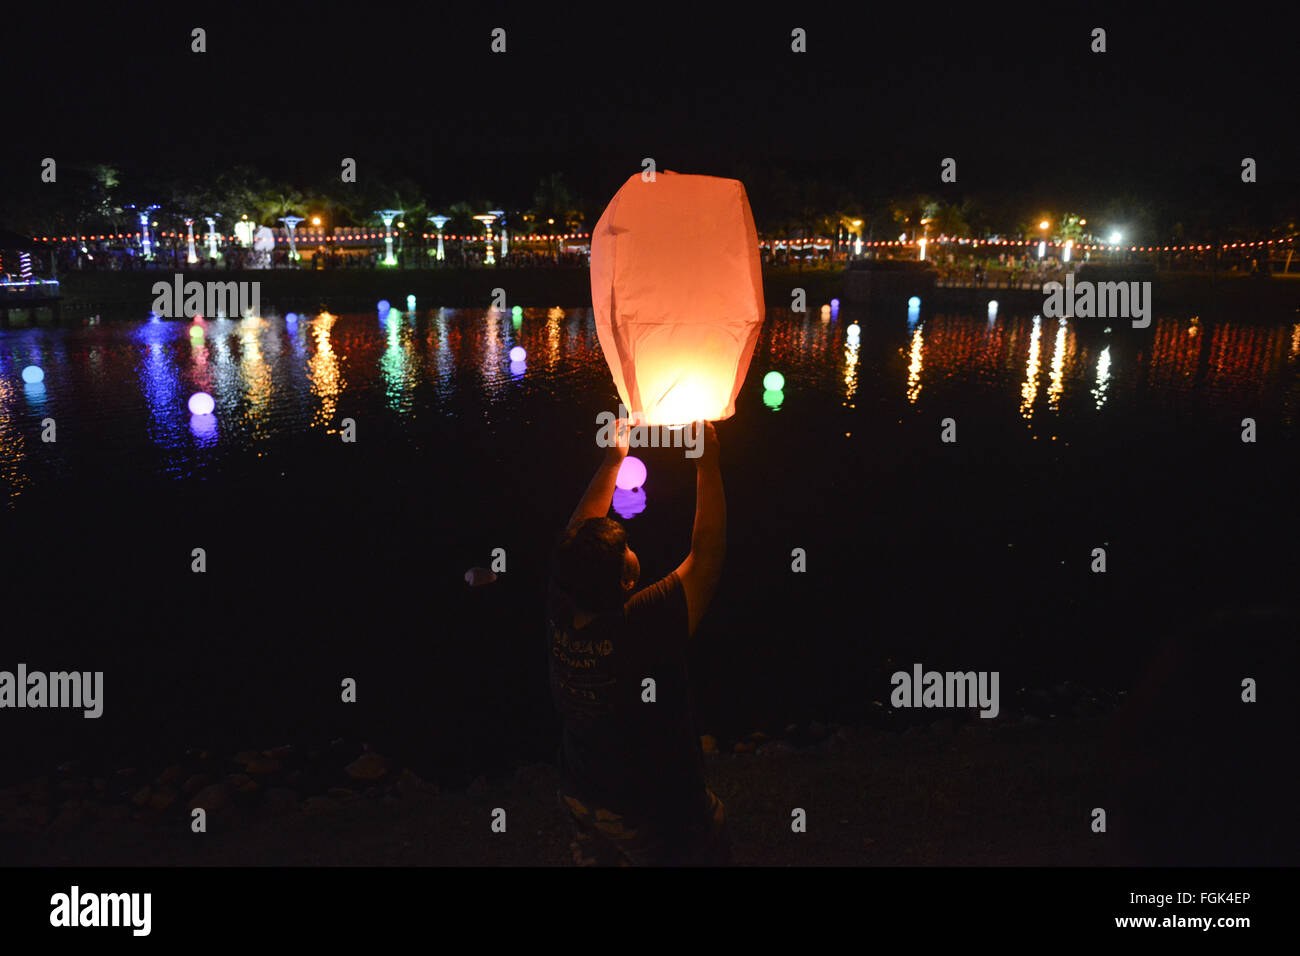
[[552, 517, 639, 616]]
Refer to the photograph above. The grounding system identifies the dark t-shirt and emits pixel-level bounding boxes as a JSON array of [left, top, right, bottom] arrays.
[[547, 572, 708, 830]]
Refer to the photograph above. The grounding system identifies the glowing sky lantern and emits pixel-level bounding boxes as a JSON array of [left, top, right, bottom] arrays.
[[188, 391, 215, 416], [21, 365, 44, 384], [509, 346, 526, 362], [615, 455, 647, 491], [591, 171, 764, 425]]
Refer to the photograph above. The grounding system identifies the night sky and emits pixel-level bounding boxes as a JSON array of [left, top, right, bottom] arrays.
[[2, 6, 1295, 213]]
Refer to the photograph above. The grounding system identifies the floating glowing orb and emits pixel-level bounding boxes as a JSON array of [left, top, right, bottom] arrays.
[[406, 295, 416, 311], [512, 305, 523, 316], [763, 388, 785, 410], [187, 391, 215, 416], [831, 298, 840, 311], [509, 346, 526, 362], [615, 455, 647, 491], [21, 365, 44, 384], [908, 296, 921, 308], [509, 360, 527, 377], [285, 312, 298, 323], [987, 300, 998, 318], [377, 299, 391, 315], [847, 323, 861, 337], [763, 371, 785, 391], [820, 304, 831, 316]]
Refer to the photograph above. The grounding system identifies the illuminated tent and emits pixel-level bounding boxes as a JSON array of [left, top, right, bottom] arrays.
[[591, 171, 764, 425]]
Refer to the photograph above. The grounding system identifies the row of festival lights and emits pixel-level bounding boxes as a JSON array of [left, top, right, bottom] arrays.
[[29, 232, 1295, 253]]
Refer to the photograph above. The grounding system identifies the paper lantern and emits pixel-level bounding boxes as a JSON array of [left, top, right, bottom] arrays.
[[615, 455, 647, 491], [188, 392, 215, 416], [21, 365, 44, 384], [591, 171, 764, 425]]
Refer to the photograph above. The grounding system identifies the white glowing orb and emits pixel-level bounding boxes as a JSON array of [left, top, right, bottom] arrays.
[[509, 346, 526, 362], [188, 392, 215, 416], [21, 365, 45, 384], [615, 455, 647, 491]]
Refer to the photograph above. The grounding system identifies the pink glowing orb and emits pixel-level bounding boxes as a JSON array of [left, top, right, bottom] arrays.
[[187, 391, 215, 416], [615, 455, 647, 491]]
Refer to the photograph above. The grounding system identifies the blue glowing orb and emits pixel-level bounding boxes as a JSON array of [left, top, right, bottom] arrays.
[[763, 371, 785, 391], [285, 312, 298, 323], [187, 391, 215, 416], [831, 298, 840, 310], [406, 295, 416, 309], [908, 296, 921, 308], [616, 455, 647, 491], [377, 299, 391, 315], [509, 346, 526, 362], [21, 365, 44, 384]]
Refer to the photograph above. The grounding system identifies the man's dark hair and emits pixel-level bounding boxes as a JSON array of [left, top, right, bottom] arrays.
[[550, 517, 629, 624]]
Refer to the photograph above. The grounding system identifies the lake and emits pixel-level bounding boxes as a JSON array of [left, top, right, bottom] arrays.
[[2, 302, 1297, 786]]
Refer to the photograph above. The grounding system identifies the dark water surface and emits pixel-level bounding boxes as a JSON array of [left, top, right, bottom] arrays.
[[2, 304, 1297, 785]]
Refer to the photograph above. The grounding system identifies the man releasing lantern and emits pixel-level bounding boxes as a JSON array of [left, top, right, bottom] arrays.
[[590, 171, 764, 426]]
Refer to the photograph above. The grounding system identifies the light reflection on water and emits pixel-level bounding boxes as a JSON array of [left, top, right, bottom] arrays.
[[1, 308, 1298, 502]]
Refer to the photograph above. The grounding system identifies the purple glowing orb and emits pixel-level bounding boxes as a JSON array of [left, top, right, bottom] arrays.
[[509, 346, 526, 362], [616, 455, 647, 491]]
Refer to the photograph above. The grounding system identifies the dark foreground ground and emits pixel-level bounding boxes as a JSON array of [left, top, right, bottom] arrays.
[[4, 691, 1292, 867]]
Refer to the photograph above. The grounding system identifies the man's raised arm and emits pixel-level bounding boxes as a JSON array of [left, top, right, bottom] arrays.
[[674, 421, 725, 636], [565, 417, 629, 532]]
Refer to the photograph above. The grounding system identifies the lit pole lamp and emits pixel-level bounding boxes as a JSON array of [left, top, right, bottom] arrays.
[[1038, 219, 1050, 260], [473, 214, 498, 265], [428, 215, 449, 261], [376, 209, 402, 266], [488, 209, 506, 259], [127, 204, 160, 259], [851, 219, 863, 257], [184, 218, 198, 264], [204, 217, 219, 259], [280, 215, 305, 262], [547, 218, 555, 258]]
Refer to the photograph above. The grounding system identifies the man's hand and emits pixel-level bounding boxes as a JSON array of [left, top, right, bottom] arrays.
[[694, 420, 719, 467], [606, 417, 632, 461]]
